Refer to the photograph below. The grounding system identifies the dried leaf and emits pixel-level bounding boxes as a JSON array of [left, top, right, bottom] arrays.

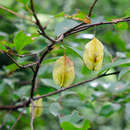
[[65, 10, 91, 24], [30, 95, 43, 118], [83, 37, 104, 71], [53, 55, 75, 87]]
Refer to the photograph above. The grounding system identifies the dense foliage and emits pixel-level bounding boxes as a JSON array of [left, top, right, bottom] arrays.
[[0, 0, 130, 130]]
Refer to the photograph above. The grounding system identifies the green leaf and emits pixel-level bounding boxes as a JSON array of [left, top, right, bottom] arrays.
[[81, 65, 91, 75], [54, 12, 65, 18], [49, 103, 60, 116], [118, 68, 130, 80], [103, 47, 112, 65], [60, 110, 83, 124], [126, 51, 130, 57], [40, 78, 60, 89], [114, 22, 128, 30], [125, 103, 130, 120], [42, 57, 59, 64], [13, 85, 31, 98], [61, 122, 76, 130], [64, 45, 83, 61], [82, 119, 91, 130], [4, 60, 34, 72], [0, 43, 7, 51], [4, 64, 19, 72], [4, 114, 16, 125], [0, 32, 7, 40], [55, 19, 79, 36], [125, 8, 130, 17], [0, 40, 14, 52], [71, 10, 90, 24], [104, 31, 126, 51], [73, 11, 86, 19], [3, 78, 15, 89], [99, 104, 114, 117], [0, 82, 5, 94], [14, 31, 34, 53], [61, 119, 90, 130], [62, 98, 83, 108], [99, 58, 130, 74], [16, 0, 29, 5], [2, 41, 14, 49]]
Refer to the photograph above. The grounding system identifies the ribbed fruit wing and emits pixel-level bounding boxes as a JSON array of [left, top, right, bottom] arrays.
[[30, 95, 43, 118], [83, 37, 104, 71], [53, 55, 75, 87]]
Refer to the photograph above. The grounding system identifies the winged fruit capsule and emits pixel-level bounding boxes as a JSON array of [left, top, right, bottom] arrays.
[[53, 55, 75, 87], [83, 37, 104, 71], [30, 95, 43, 118]]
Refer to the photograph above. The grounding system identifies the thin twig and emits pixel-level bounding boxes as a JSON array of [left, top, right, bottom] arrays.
[[88, 0, 98, 17], [0, 99, 23, 129], [10, 52, 39, 58], [34, 71, 120, 100], [0, 110, 12, 129], [30, 99, 34, 130], [10, 108, 25, 130], [6, 53, 23, 68], [30, 34, 64, 99], [0, 71, 119, 110], [17, 81, 31, 86], [62, 0, 98, 35], [30, 0, 55, 42], [5, 53, 38, 69], [0, 5, 35, 23], [0, 100, 30, 110], [30, 43, 55, 98], [64, 18, 130, 37]]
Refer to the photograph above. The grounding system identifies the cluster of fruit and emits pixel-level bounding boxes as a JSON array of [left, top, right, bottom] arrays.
[[29, 37, 104, 118], [53, 37, 104, 87]]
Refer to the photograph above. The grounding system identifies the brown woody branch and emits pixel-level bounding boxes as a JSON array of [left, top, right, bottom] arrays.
[[29, 18, 130, 98], [30, 34, 64, 99], [0, 100, 29, 110], [1, 17, 129, 110], [10, 52, 39, 58], [63, 0, 98, 36], [0, 110, 12, 129], [64, 18, 130, 37], [30, 0, 55, 43], [29, 0, 62, 100], [88, 0, 98, 17], [5, 53, 38, 69], [0, 5, 35, 23], [34, 71, 119, 100], [10, 108, 25, 130], [0, 71, 119, 110], [30, 43, 55, 98], [30, 99, 34, 130]]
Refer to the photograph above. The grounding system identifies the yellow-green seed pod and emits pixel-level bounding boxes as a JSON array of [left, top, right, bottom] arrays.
[[83, 37, 104, 71], [30, 95, 43, 118], [53, 55, 75, 87]]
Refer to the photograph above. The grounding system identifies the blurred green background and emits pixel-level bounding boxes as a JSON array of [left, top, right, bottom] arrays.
[[0, 0, 130, 130]]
